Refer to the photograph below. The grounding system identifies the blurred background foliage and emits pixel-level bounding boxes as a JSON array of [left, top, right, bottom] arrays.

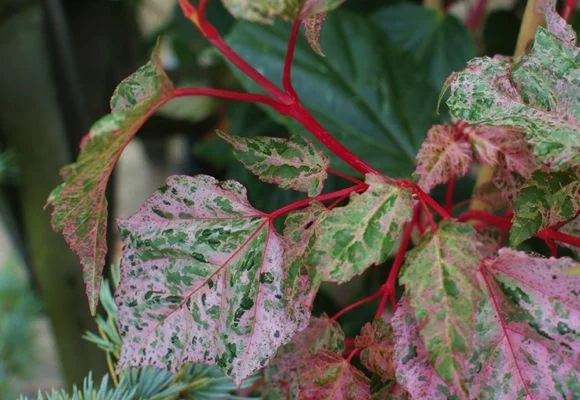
[[0, 0, 577, 397]]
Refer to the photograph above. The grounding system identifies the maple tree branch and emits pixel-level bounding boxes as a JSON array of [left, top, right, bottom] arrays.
[[283, 18, 301, 98], [330, 289, 384, 322], [375, 206, 418, 317], [537, 228, 580, 248], [268, 184, 366, 220], [561, 0, 576, 21], [457, 210, 511, 230]]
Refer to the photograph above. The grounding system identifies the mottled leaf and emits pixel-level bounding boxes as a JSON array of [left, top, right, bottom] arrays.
[[414, 124, 473, 192], [373, 2, 476, 88], [301, 0, 345, 16], [47, 45, 174, 314], [399, 222, 483, 390], [559, 216, 579, 257], [308, 173, 414, 283], [370, 377, 409, 400], [302, 13, 326, 56], [116, 175, 307, 384], [266, 314, 345, 399], [282, 202, 328, 321], [510, 168, 580, 245], [467, 126, 535, 178], [299, 350, 370, 400], [221, 0, 298, 23], [470, 249, 580, 399], [355, 317, 395, 382], [217, 132, 329, 196], [391, 299, 457, 399], [446, 3, 580, 170]]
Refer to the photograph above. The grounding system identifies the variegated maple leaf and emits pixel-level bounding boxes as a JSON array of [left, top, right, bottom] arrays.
[[510, 168, 580, 245], [467, 126, 535, 179], [299, 350, 370, 400], [399, 222, 483, 391], [265, 314, 345, 399], [116, 175, 310, 384], [391, 299, 458, 399], [470, 249, 580, 399], [559, 216, 579, 257], [414, 124, 473, 192], [217, 132, 329, 196], [307, 173, 414, 283], [47, 45, 174, 314], [355, 317, 395, 383], [446, 1, 580, 170]]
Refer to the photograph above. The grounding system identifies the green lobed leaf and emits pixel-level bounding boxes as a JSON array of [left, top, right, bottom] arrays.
[[265, 314, 345, 399], [217, 131, 329, 196], [116, 175, 311, 384], [399, 222, 483, 390], [373, 3, 476, 89], [307, 173, 414, 283], [298, 350, 370, 399], [446, 3, 580, 170], [469, 249, 580, 399], [510, 168, 580, 245], [226, 11, 441, 177], [47, 45, 174, 314]]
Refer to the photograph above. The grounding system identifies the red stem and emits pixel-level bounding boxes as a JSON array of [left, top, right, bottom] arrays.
[[537, 228, 580, 247], [421, 200, 437, 232], [561, 0, 576, 21], [327, 193, 350, 210], [330, 289, 384, 322], [327, 168, 365, 185], [445, 175, 456, 214], [457, 210, 511, 230], [283, 18, 301, 98], [375, 206, 418, 318], [346, 348, 361, 363], [269, 185, 366, 220], [465, 0, 489, 30], [172, 87, 279, 107]]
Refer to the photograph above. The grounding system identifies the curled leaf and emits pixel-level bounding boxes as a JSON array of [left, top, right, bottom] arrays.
[[47, 45, 174, 314], [355, 317, 395, 382]]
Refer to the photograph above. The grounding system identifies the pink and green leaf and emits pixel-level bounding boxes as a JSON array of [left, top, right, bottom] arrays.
[[470, 249, 580, 399], [399, 222, 483, 389], [116, 175, 307, 384], [299, 350, 370, 400], [510, 168, 580, 245], [355, 317, 395, 382], [217, 132, 330, 196], [446, 3, 579, 170], [307, 173, 414, 283], [414, 124, 473, 192], [391, 299, 458, 399], [47, 45, 174, 314], [265, 314, 345, 399]]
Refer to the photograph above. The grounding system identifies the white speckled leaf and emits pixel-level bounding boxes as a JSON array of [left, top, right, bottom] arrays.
[[446, 2, 580, 170], [307, 173, 414, 283], [299, 350, 370, 400], [47, 44, 174, 314], [265, 314, 345, 399], [414, 124, 473, 192], [399, 222, 483, 391], [116, 175, 306, 384], [391, 298, 458, 399], [470, 249, 580, 399], [510, 168, 580, 245], [217, 132, 329, 196], [221, 0, 298, 23]]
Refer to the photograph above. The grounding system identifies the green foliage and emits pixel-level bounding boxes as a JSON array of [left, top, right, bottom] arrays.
[[0, 149, 17, 185]]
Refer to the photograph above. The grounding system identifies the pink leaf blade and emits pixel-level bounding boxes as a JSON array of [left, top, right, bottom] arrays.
[[414, 124, 473, 193], [47, 44, 174, 314], [355, 317, 395, 383], [116, 175, 309, 384], [391, 299, 459, 399], [471, 249, 580, 399], [298, 350, 370, 400]]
